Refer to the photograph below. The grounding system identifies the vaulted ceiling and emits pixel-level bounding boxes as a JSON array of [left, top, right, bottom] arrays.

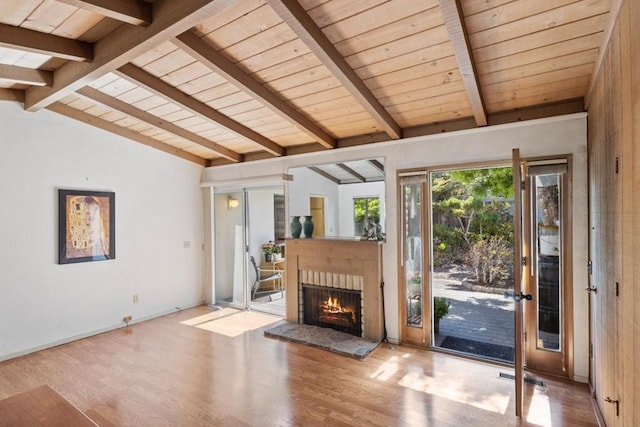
[[0, 0, 615, 167]]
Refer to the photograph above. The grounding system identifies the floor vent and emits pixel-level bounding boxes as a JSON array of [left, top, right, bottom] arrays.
[[499, 372, 544, 386]]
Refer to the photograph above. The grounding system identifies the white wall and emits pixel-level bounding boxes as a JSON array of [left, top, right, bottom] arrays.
[[203, 113, 590, 381], [289, 167, 339, 236], [0, 103, 205, 361]]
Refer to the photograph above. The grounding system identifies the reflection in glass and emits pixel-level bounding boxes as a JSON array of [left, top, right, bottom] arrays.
[[403, 182, 423, 327], [535, 174, 561, 351]]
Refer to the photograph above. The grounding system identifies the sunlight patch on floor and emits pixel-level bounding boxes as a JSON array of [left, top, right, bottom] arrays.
[[397, 371, 510, 414], [369, 356, 400, 381], [195, 311, 281, 337], [179, 307, 239, 326], [526, 387, 552, 426]]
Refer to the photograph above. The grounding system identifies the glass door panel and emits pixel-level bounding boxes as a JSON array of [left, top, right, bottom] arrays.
[[213, 191, 246, 308], [534, 173, 562, 351], [403, 181, 424, 329]]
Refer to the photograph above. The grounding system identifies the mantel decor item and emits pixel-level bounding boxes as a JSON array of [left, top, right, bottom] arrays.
[[58, 189, 115, 264], [290, 216, 302, 238], [302, 215, 314, 238]]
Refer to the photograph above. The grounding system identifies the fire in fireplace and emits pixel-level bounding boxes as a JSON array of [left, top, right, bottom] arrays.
[[303, 284, 362, 337]]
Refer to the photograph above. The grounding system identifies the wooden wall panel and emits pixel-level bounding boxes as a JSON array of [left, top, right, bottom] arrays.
[[587, 0, 639, 425]]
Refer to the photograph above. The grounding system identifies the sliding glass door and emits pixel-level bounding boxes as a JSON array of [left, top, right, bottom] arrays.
[[212, 186, 286, 316]]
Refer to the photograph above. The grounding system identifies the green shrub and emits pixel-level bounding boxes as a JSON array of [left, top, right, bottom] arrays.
[[434, 296, 450, 320]]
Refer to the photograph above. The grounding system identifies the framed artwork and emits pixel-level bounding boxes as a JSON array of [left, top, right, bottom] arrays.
[[58, 189, 115, 264]]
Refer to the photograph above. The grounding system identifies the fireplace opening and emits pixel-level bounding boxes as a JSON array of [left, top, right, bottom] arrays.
[[303, 284, 362, 337]]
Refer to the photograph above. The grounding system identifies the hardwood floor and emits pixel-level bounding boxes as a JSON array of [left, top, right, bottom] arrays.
[[0, 306, 596, 426]]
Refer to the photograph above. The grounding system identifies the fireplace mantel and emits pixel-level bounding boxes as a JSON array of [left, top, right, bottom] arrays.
[[285, 238, 384, 341]]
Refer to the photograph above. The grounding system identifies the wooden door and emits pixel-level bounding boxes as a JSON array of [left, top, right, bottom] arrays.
[[310, 196, 325, 237], [512, 149, 525, 417]]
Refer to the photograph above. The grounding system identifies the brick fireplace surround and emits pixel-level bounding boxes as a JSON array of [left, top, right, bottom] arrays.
[[284, 238, 384, 342]]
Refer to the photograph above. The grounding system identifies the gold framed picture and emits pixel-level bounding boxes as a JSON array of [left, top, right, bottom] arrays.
[[58, 189, 115, 264]]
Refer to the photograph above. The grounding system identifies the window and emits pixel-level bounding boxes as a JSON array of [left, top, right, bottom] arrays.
[[353, 197, 380, 236]]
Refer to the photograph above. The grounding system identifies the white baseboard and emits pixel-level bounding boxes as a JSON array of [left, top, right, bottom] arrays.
[[0, 301, 203, 363]]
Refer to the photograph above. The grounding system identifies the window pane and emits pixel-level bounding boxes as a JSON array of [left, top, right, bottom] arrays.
[[403, 183, 422, 327]]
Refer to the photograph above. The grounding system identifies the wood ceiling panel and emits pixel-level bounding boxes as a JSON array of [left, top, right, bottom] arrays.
[[483, 63, 594, 96], [371, 70, 462, 101], [53, 8, 104, 39], [177, 72, 228, 95], [132, 42, 178, 68], [461, 0, 513, 16], [472, 14, 608, 63], [464, 0, 578, 34], [194, 0, 265, 36], [396, 108, 474, 128], [278, 75, 341, 100], [323, 0, 437, 44], [485, 75, 591, 107], [0, 1, 43, 26], [218, 22, 297, 63], [249, 49, 322, 83], [97, 77, 138, 97], [162, 62, 212, 87], [469, 0, 610, 48], [353, 42, 454, 80], [264, 64, 334, 93], [344, 27, 451, 70], [116, 87, 154, 104], [477, 33, 603, 75], [131, 95, 169, 112], [289, 86, 350, 109], [202, 4, 282, 50], [219, 101, 267, 118], [387, 90, 471, 115], [144, 49, 196, 79], [19, 0, 77, 33], [192, 82, 242, 104], [306, 0, 387, 28], [480, 49, 599, 86], [243, 39, 317, 76], [487, 86, 586, 114]]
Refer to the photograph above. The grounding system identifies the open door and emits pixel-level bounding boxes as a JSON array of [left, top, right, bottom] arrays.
[[512, 148, 525, 417]]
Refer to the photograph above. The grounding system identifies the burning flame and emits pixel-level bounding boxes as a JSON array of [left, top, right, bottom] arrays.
[[322, 294, 356, 323]]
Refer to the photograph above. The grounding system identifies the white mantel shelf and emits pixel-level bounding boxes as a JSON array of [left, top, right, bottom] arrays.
[[284, 238, 384, 342]]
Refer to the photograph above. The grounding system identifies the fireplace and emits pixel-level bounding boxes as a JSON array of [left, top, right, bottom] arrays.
[[303, 284, 362, 337], [285, 238, 384, 342]]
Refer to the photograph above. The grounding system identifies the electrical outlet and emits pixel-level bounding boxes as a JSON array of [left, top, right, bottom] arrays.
[[133, 294, 139, 303], [123, 315, 132, 323]]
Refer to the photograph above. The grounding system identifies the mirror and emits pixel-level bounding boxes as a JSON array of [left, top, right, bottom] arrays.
[[288, 158, 386, 240]]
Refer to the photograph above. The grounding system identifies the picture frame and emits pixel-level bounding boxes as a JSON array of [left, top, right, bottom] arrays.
[[58, 189, 115, 264]]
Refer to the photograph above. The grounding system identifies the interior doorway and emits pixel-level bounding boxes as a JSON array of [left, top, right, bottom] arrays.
[[309, 196, 325, 237], [212, 186, 285, 317]]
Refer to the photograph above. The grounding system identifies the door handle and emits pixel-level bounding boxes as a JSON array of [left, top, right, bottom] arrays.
[[585, 286, 597, 294], [504, 291, 533, 302]]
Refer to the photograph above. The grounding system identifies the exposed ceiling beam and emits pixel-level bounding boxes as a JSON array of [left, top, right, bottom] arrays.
[[0, 23, 93, 61], [76, 87, 242, 162], [0, 64, 52, 86], [115, 64, 285, 156], [47, 102, 207, 165], [25, 0, 235, 111], [585, 0, 624, 108], [308, 166, 340, 184], [368, 159, 385, 174], [0, 88, 25, 103], [336, 163, 365, 182], [56, 0, 152, 26], [267, 0, 402, 140], [438, 0, 487, 126], [174, 30, 336, 149]]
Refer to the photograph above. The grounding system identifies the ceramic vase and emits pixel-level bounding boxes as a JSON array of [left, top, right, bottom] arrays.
[[302, 215, 314, 238], [290, 216, 302, 238]]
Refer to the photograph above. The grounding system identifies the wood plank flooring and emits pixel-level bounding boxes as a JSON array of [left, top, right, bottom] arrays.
[[0, 306, 597, 426]]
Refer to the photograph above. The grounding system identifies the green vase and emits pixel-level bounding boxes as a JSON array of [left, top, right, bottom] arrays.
[[290, 216, 302, 238], [302, 215, 314, 238]]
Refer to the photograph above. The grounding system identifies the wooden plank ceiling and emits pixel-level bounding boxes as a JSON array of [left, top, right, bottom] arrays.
[[0, 0, 612, 166]]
